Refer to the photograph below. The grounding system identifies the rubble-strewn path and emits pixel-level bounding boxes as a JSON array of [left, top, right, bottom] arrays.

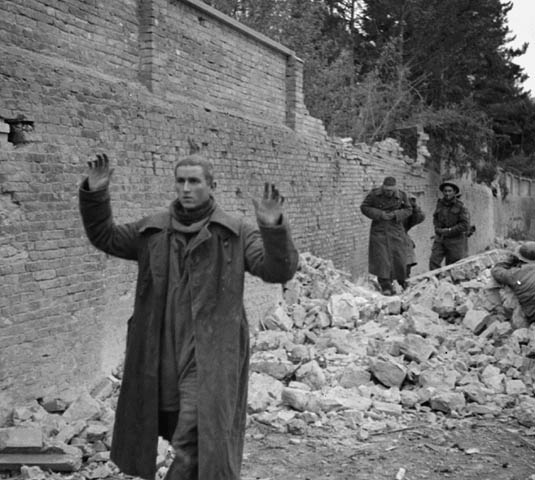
[[242, 417, 535, 479], [3, 243, 535, 479]]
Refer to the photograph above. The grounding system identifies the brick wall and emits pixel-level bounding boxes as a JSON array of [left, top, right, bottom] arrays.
[[1, 0, 533, 403], [0, 0, 139, 79], [153, 0, 289, 124]]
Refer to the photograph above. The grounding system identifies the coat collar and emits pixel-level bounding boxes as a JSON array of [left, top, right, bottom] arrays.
[[375, 187, 402, 199], [137, 203, 241, 236], [438, 197, 463, 207], [209, 204, 241, 236]]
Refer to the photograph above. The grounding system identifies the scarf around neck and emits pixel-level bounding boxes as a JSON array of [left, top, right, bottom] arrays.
[[170, 195, 216, 226]]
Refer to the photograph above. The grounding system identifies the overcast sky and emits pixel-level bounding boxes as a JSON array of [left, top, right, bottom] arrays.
[[507, 0, 535, 96]]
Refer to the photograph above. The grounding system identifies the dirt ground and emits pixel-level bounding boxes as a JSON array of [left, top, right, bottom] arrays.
[[242, 415, 535, 480], [1, 415, 534, 480]]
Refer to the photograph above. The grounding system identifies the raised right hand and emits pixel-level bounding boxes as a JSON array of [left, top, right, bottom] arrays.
[[87, 153, 114, 191]]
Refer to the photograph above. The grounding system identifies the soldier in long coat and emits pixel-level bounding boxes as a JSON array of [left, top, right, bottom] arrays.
[[429, 181, 470, 270], [79, 153, 298, 480], [360, 176, 413, 295]]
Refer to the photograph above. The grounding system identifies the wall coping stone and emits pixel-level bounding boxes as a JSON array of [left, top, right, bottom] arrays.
[[181, 0, 300, 60]]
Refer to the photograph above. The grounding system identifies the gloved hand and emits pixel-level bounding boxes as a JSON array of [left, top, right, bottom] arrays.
[[382, 211, 395, 221]]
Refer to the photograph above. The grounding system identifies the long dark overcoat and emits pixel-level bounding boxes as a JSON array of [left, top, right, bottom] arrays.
[[79, 182, 298, 480], [360, 187, 412, 282]]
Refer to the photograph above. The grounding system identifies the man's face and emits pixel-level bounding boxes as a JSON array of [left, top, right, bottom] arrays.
[[175, 165, 213, 210], [382, 185, 397, 197], [442, 186, 456, 201]]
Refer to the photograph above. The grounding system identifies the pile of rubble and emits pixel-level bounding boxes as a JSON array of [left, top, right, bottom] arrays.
[[247, 246, 535, 435], [0, 381, 122, 479], [3, 243, 535, 478]]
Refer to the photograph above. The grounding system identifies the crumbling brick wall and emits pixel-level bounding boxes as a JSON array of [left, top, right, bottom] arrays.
[[1, 0, 534, 403]]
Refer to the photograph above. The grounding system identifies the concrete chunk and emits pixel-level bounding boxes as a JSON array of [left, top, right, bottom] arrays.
[[0, 427, 43, 452], [372, 401, 402, 416], [432, 283, 458, 317], [0, 452, 82, 472], [248, 373, 284, 413], [84, 423, 109, 442], [262, 304, 293, 331], [250, 350, 295, 380], [400, 390, 420, 408], [462, 309, 491, 334], [62, 391, 101, 423], [505, 379, 527, 395], [281, 388, 320, 413], [327, 293, 359, 328], [383, 296, 402, 315], [55, 420, 86, 444], [20, 465, 46, 480], [419, 366, 459, 390], [295, 360, 327, 390], [514, 397, 535, 427], [40, 398, 68, 414], [480, 365, 505, 393], [430, 391, 466, 413], [399, 334, 436, 363], [290, 304, 307, 328], [370, 356, 407, 388], [254, 331, 293, 351], [317, 387, 372, 412], [406, 304, 445, 339], [338, 364, 371, 389]]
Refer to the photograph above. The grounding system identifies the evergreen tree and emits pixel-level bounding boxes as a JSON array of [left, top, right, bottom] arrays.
[[204, 0, 535, 175]]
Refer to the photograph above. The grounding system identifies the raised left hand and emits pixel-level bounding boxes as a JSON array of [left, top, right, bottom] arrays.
[[252, 182, 284, 226]]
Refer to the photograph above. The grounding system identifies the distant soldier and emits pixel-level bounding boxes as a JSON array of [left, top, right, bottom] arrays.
[[491, 242, 535, 323], [403, 196, 425, 277], [360, 176, 413, 295], [429, 181, 470, 270]]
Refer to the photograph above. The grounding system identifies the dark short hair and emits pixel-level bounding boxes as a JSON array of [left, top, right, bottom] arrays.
[[174, 154, 214, 186]]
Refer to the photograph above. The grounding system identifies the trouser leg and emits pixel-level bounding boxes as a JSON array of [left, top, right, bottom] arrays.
[[159, 410, 179, 443], [429, 241, 445, 270], [164, 365, 199, 480], [444, 238, 468, 265], [377, 277, 393, 294]]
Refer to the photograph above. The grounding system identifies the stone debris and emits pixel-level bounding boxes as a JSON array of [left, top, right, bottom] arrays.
[[61, 391, 102, 424], [2, 243, 535, 478], [0, 383, 120, 477], [245, 246, 535, 438], [369, 356, 407, 388], [20, 465, 47, 480]]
